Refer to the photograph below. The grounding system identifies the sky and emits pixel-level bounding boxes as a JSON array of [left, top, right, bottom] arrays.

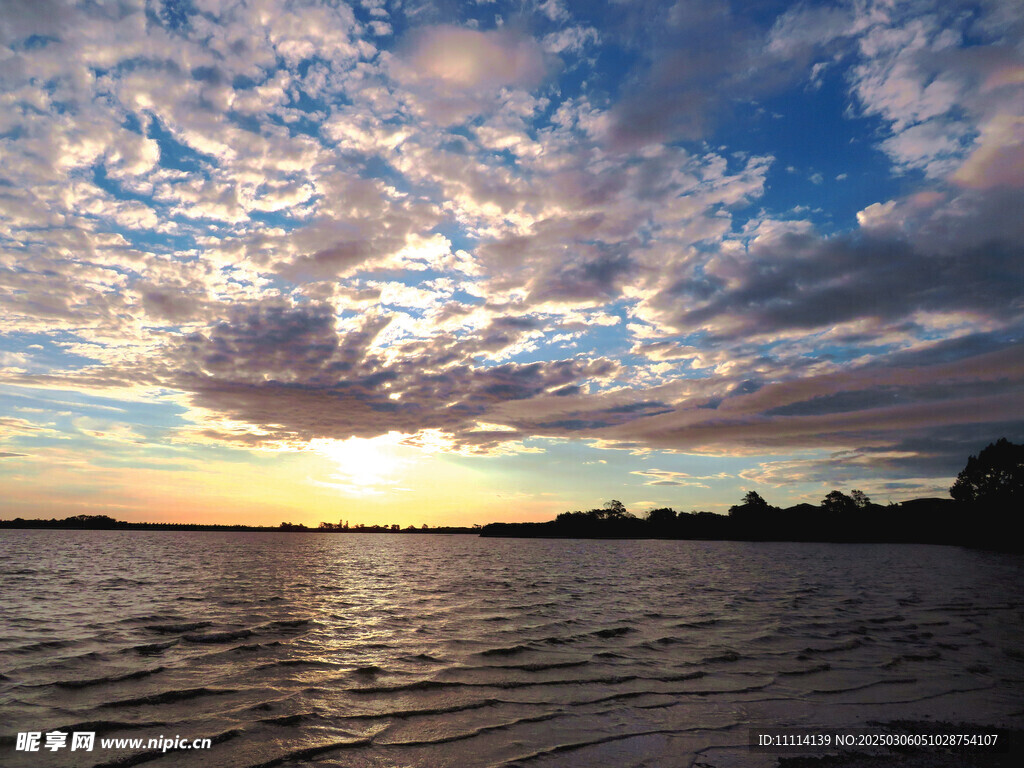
[[1, 0, 1023, 527]]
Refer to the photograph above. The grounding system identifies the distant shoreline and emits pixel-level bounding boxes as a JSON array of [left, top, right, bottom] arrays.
[[0, 517, 479, 534], [3, 485, 1022, 552], [1, 506, 1020, 552]]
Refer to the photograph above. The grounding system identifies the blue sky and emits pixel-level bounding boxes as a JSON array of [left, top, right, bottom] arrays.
[[1, 0, 1022, 525]]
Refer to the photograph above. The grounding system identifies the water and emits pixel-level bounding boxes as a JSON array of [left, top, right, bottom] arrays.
[[1, 531, 1022, 767]]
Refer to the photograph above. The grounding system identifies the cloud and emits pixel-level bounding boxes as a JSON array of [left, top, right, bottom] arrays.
[[1, 0, 1022, 508], [739, 418, 1024, 492], [403, 25, 545, 90], [604, 3, 755, 147], [110, 299, 618, 453], [766, 3, 859, 58], [952, 113, 1024, 189], [579, 339, 1024, 475], [600, 0, 840, 149], [394, 25, 548, 123], [631, 468, 725, 487], [635, 185, 1024, 344], [845, 1, 1024, 186], [0, 416, 53, 438]]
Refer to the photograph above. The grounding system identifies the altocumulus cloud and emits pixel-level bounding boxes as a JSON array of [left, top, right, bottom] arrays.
[[0, 0, 1022, 504]]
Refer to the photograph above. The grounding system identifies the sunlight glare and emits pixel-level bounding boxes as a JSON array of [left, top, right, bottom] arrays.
[[309, 434, 416, 495]]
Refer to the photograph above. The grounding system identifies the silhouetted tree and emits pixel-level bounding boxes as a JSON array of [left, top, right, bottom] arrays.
[[729, 490, 770, 517], [821, 490, 856, 515], [646, 507, 677, 526], [950, 438, 1024, 507], [556, 510, 584, 523], [603, 499, 628, 519], [851, 490, 871, 508], [745, 491, 768, 508]]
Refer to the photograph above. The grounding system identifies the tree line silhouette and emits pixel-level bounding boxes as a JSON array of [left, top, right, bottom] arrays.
[[0, 515, 479, 534], [481, 438, 1024, 551]]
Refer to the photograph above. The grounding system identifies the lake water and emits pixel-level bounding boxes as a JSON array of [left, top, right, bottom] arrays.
[[1, 531, 1022, 767]]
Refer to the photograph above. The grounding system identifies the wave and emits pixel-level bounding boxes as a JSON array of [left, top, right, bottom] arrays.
[[779, 663, 831, 676], [487, 660, 591, 672], [799, 638, 864, 655], [401, 653, 445, 663], [254, 659, 340, 672], [480, 644, 532, 657], [53, 667, 167, 688], [9, 638, 79, 653], [538, 626, 637, 645], [349, 664, 385, 676], [346, 698, 503, 720], [99, 577, 150, 589], [701, 651, 741, 663], [674, 618, 721, 628], [144, 621, 213, 634], [126, 640, 178, 655], [260, 713, 312, 726], [881, 651, 941, 668], [507, 727, 699, 764], [100, 687, 238, 707], [653, 635, 686, 645], [241, 738, 373, 768], [116, 614, 178, 625], [690, 680, 776, 697], [349, 679, 456, 694], [378, 712, 563, 747], [233, 641, 282, 653], [810, 677, 918, 695], [591, 626, 636, 639], [11, 650, 107, 676], [182, 629, 253, 643], [587, 689, 667, 706], [659, 670, 707, 682], [900, 631, 935, 641], [348, 673, 643, 695]]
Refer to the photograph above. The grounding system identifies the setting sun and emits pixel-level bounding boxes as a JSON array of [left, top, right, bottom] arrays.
[[309, 434, 414, 495]]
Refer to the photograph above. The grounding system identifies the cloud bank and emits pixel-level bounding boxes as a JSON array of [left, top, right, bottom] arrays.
[[1, 0, 1022, 508]]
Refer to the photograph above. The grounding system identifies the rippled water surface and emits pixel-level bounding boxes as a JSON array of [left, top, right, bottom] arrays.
[[2, 531, 1023, 767]]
